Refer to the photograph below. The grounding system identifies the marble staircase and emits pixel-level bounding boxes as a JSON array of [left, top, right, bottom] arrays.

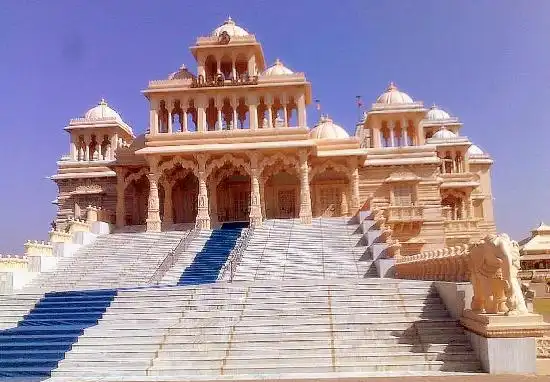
[[25, 231, 189, 293], [227, 217, 377, 281], [45, 279, 482, 379]]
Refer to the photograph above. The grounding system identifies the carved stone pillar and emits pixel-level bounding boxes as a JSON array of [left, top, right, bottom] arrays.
[[163, 181, 174, 225], [167, 105, 173, 134], [146, 162, 161, 232], [298, 150, 312, 224], [266, 103, 273, 128], [402, 119, 409, 147], [259, 176, 267, 218], [115, 168, 126, 228], [84, 136, 90, 161], [232, 96, 238, 130], [195, 154, 210, 229], [216, 101, 223, 131], [249, 153, 262, 227], [297, 94, 306, 127], [389, 121, 396, 147], [248, 95, 258, 130], [350, 165, 360, 213], [197, 97, 207, 132], [341, 190, 349, 216]]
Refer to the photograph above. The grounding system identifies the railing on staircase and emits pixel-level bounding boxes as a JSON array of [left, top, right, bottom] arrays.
[[219, 227, 255, 282], [395, 244, 471, 281], [148, 228, 200, 285]]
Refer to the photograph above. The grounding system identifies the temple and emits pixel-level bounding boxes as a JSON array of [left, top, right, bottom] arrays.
[[52, 17, 496, 256]]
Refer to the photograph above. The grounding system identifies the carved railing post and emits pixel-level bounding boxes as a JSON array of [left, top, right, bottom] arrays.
[[146, 161, 162, 232], [249, 153, 262, 227]]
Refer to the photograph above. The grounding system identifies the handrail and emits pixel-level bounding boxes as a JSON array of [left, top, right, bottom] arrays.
[[148, 228, 200, 284], [219, 227, 255, 282]]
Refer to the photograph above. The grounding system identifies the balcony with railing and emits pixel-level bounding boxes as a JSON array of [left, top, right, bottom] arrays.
[[384, 205, 424, 223]]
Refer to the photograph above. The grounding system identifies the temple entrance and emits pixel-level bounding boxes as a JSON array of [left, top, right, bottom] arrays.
[[311, 169, 349, 218], [172, 173, 198, 223], [264, 170, 299, 219], [125, 175, 149, 225], [216, 173, 251, 223]]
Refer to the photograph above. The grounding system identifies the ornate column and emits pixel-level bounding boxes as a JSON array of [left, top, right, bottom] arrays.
[[282, 95, 289, 127], [298, 150, 312, 224], [146, 158, 162, 232], [349, 157, 360, 212], [341, 190, 349, 216], [163, 180, 174, 225], [266, 100, 274, 128], [402, 119, 409, 147], [70, 136, 77, 160], [84, 135, 90, 161], [389, 121, 396, 147], [115, 168, 126, 228], [149, 100, 159, 135], [167, 101, 173, 134], [248, 94, 258, 130], [232, 96, 238, 130], [196, 96, 207, 132], [297, 93, 306, 128], [216, 105, 223, 131], [249, 153, 262, 227], [231, 55, 237, 80], [195, 154, 210, 229]]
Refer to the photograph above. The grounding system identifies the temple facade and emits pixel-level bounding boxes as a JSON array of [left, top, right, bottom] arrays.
[[51, 18, 496, 255]]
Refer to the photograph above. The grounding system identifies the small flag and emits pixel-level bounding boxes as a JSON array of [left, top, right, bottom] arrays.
[[315, 99, 321, 111], [356, 95, 363, 107]]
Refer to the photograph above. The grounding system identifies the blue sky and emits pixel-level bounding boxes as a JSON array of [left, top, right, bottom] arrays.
[[0, 1, 549, 253]]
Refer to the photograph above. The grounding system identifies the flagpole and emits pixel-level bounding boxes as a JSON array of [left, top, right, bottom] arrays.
[[355, 96, 363, 121]]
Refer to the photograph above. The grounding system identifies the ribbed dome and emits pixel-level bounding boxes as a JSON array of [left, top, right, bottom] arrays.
[[168, 64, 196, 80], [262, 59, 294, 76], [432, 126, 457, 139], [310, 115, 350, 139], [84, 99, 122, 122], [211, 17, 249, 37], [376, 82, 414, 105], [426, 105, 451, 121], [467, 144, 485, 156]]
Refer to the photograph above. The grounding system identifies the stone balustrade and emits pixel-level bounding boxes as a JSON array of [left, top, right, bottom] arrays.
[[24, 240, 53, 257], [445, 218, 479, 232], [48, 230, 72, 244], [67, 217, 91, 234], [0, 255, 28, 270], [385, 205, 424, 222], [395, 244, 470, 281]]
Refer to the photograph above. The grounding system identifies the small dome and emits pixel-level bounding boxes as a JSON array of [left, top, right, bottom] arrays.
[[168, 64, 196, 80], [84, 99, 122, 122], [376, 82, 414, 105], [426, 104, 451, 121], [467, 144, 485, 156], [211, 17, 249, 37], [432, 126, 457, 139], [310, 115, 350, 139], [262, 59, 294, 76]]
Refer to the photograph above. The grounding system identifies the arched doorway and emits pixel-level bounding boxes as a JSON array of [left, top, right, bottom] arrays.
[[264, 170, 300, 219], [124, 175, 149, 225], [172, 172, 198, 224], [215, 167, 251, 223]]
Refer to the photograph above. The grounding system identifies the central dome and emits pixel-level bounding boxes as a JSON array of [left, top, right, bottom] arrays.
[[310, 115, 350, 139], [84, 99, 122, 122], [211, 17, 249, 37], [376, 82, 414, 105]]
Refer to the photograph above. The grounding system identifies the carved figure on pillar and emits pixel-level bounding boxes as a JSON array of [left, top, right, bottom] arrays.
[[146, 168, 162, 232], [248, 153, 263, 227], [298, 150, 312, 224]]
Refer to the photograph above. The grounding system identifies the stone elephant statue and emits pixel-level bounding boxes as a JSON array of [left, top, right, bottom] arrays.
[[468, 233, 528, 315]]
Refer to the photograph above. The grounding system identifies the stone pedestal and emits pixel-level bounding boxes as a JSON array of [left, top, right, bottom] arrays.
[[91, 221, 111, 235], [52, 242, 81, 258], [461, 310, 550, 374]]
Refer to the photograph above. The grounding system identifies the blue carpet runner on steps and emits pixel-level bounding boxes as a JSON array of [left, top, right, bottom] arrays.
[[0, 289, 117, 380], [177, 222, 247, 286]]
